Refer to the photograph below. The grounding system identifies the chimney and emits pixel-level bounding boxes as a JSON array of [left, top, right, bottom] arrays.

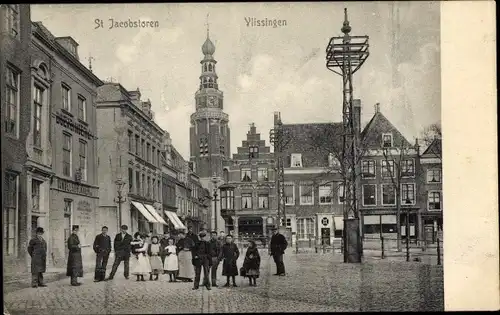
[[128, 88, 141, 107], [274, 112, 281, 126], [374, 102, 380, 113], [353, 99, 361, 135], [141, 100, 152, 118], [55, 37, 79, 60]]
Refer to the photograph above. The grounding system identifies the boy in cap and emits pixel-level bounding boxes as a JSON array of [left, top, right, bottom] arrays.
[[192, 231, 212, 290]]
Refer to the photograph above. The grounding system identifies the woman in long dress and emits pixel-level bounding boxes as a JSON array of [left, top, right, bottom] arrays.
[[163, 237, 179, 282], [176, 231, 195, 282], [131, 232, 152, 281], [219, 235, 240, 287], [242, 240, 261, 286], [147, 236, 163, 281]]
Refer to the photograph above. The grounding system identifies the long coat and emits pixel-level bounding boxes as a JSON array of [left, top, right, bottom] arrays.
[[114, 232, 133, 258], [270, 233, 288, 255], [219, 243, 239, 276], [243, 246, 261, 277], [66, 233, 83, 277], [28, 236, 47, 274]]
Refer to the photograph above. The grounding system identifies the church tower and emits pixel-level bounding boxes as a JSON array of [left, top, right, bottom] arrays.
[[190, 26, 231, 179]]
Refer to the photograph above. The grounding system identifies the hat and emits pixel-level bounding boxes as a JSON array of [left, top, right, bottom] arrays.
[[199, 231, 207, 237], [270, 226, 278, 230], [36, 227, 44, 234]]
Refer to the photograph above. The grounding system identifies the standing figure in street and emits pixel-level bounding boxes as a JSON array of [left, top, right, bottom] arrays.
[[93, 226, 111, 282], [176, 231, 195, 282], [27, 227, 47, 288], [242, 240, 261, 286], [107, 225, 132, 281], [147, 236, 163, 281], [163, 237, 178, 282], [66, 225, 84, 286], [192, 231, 212, 290], [209, 231, 222, 287], [270, 227, 288, 276], [186, 226, 199, 244], [131, 232, 152, 281], [159, 231, 170, 272], [218, 231, 226, 244], [219, 235, 240, 287]]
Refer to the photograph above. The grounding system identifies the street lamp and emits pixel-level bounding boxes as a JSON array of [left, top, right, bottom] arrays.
[[114, 178, 127, 230], [211, 174, 220, 232]]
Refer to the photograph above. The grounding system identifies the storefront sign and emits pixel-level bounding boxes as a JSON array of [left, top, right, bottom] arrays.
[[55, 177, 97, 198], [55, 112, 95, 140]]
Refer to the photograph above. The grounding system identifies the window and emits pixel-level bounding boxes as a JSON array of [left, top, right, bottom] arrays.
[[337, 183, 345, 204], [141, 139, 145, 158], [362, 184, 376, 206], [257, 168, 268, 181], [5, 66, 19, 136], [284, 183, 294, 205], [381, 184, 396, 205], [128, 131, 133, 152], [401, 159, 415, 177], [328, 153, 340, 168], [78, 140, 87, 181], [141, 174, 146, 196], [428, 191, 442, 211], [299, 183, 314, 205], [241, 193, 252, 209], [6, 5, 19, 38], [32, 180, 42, 212], [77, 96, 86, 122], [152, 178, 156, 200], [146, 143, 151, 162], [135, 135, 140, 155], [361, 160, 376, 178], [297, 218, 315, 240], [381, 160, 394, 178], [319, 184, 333, 204], [291, 153, 302, 168], [258, 194, 269, 209], [63, 133, 72, 177], [147, 176, 151, 198], [401, 183, 416, 205], [4, 172, 18, 255], [128, 168, 133, 192], [62, 84, 71, 112], [135, 171, 140, 195], [241, 168, 251, 182], [427, 169, 442, 183], [382, 133, 393, 148], [249, 146, 259, 159], [221, 189, 234, 210], [33, 85, 44, 147]]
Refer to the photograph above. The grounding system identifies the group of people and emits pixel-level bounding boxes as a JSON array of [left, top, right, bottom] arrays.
[[27, 224, 289, 289]]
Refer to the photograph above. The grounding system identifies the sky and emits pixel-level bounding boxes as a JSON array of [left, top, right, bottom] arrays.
[[32, 2, 440, 160]]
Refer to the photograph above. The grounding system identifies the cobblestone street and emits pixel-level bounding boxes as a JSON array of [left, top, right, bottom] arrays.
[[4, 250, 443, 314]]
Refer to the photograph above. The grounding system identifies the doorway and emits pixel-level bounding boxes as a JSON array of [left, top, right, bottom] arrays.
[[31, 216, 39, 238]]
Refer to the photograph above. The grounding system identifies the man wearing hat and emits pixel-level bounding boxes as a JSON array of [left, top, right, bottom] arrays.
[[209, 230, 222, 287], [269, 226, 288, 276], [107, 224, 133, 281], [191, 230, 212, 290], [27, 227, 47, 288], [67, 225, 84, 286]]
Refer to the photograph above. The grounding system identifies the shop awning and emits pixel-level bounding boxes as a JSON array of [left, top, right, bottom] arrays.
[[131, 201, 158, 223], [144, 204, 168, 225], [164, 210, 187, 230], [334, 217, 344, 230]]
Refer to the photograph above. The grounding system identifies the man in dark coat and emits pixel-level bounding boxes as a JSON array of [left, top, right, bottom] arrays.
[[28, 227, 47, 288], [67, 225, 83, 286], [219, 235, 240, 287], [186, 226, 199, 243], [209, 230, 222, 287], [270, 227, 288, 276], [107, 224, 133, 281], [93, 226, 112, 282], [192, 231, 212, 290], [159, 231, 170, 272]]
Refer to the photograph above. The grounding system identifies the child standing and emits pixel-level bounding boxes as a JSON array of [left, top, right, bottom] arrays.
[[148, 236, 163, 281], [242, 240, 261, 286], [218, 235, 240, 287], [163, 238, 179, 282]]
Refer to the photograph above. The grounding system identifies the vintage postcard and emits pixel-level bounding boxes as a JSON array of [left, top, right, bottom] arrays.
[[1, 2, 497, 314]]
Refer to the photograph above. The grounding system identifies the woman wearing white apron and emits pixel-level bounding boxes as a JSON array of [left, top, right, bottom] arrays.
[[163, 237, 179, 282], [176, 231, 195, 282], [131, 232, 152, 281]]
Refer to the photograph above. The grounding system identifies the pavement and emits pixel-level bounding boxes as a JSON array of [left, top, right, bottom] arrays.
[[3, 249, 443, 314]]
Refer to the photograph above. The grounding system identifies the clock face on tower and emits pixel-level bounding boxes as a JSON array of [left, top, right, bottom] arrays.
[[207, 96, 217, 107]]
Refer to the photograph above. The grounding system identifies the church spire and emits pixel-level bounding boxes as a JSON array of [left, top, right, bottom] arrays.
[[202, 13, 215, 56]]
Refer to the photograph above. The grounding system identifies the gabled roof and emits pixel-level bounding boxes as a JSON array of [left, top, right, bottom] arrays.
[[360, 111, 412, 149], [422, 138, 442, 157]]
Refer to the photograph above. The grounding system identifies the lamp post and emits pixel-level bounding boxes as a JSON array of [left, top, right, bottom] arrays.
[[211, 175, 220, 232], [114, 178, 127, 231]]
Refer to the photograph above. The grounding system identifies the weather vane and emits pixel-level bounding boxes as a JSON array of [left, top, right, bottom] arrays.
[[205, 13, 210, 37]]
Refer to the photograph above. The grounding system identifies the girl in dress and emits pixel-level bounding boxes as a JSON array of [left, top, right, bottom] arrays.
[[242, 240, 261, 286], [147, 236, 163, 281], [218, 235, 240, 287], [131, 232, 152, 281], [163, 237, 179, 282]]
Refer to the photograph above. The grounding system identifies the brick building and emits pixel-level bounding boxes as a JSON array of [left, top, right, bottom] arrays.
[[161, 134, 182, 233], [1, 4, 32, 272], [96, 83, 168, 238]]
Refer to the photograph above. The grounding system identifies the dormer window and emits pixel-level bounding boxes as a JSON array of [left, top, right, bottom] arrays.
[[291, 153, 302, 168], [328, 153, 340, 168], [382, 133, 393, 148]]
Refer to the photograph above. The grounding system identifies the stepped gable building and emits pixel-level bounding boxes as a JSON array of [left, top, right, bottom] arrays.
[[218, 123, 277, 238], [189, 29, 230, 231], [96, 83, 169, 238], [1, 4, 32, 271]]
